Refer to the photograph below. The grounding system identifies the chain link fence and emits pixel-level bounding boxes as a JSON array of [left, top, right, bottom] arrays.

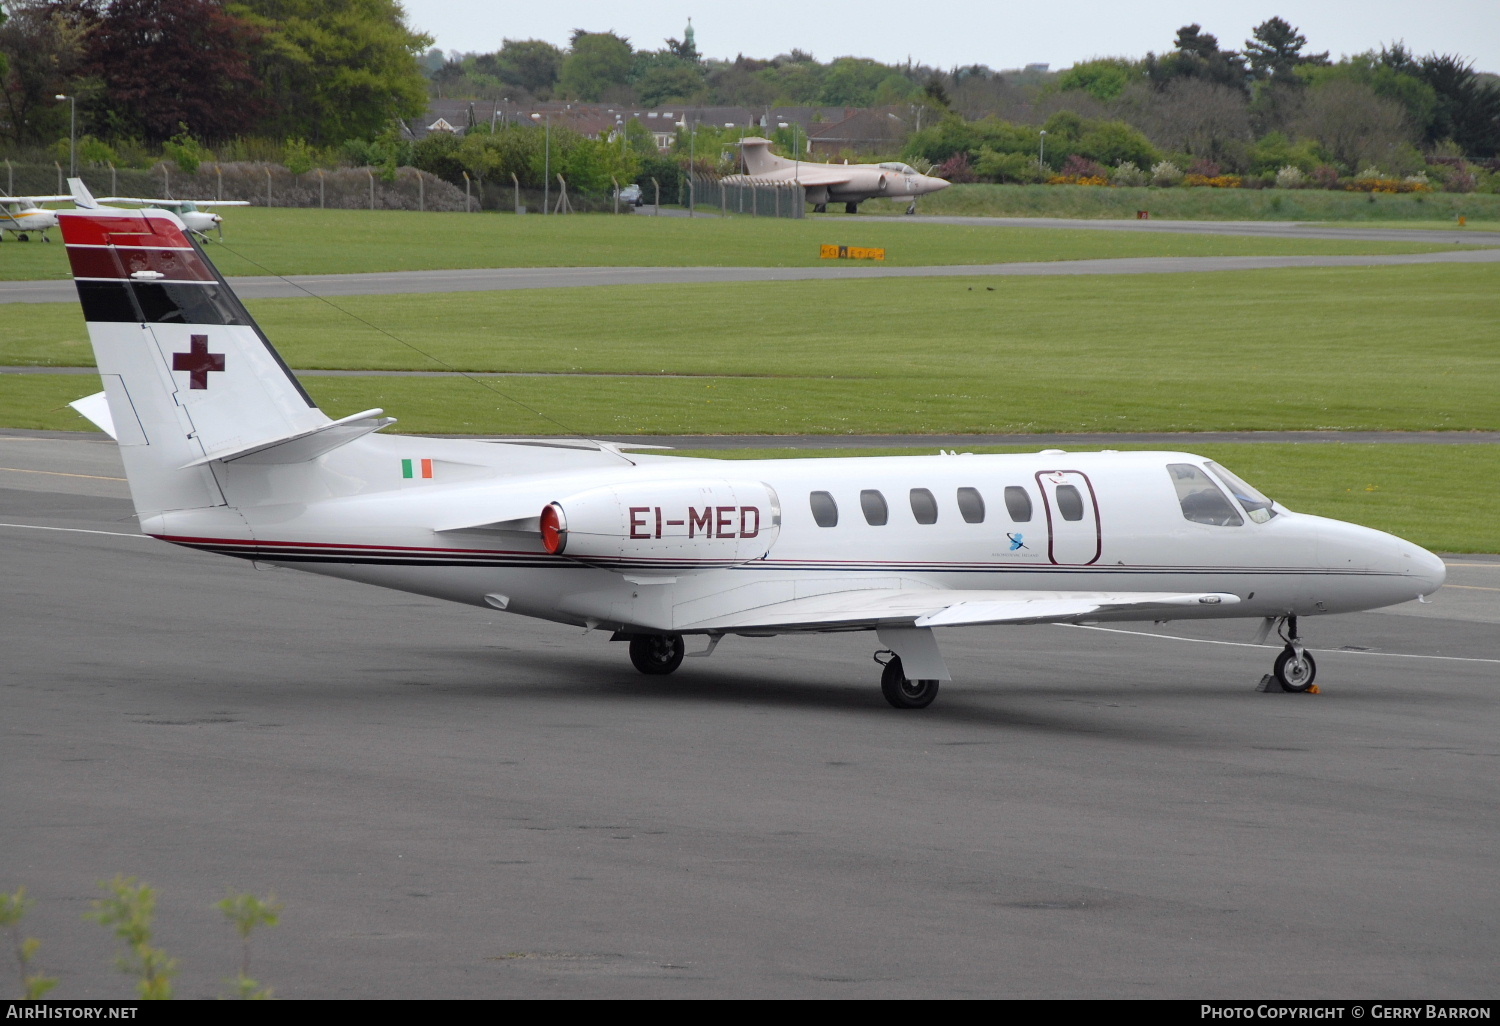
[[1, 161, 467, 211], [686, 174, 806, 218]]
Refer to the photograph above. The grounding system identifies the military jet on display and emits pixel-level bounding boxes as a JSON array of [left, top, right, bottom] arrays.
[[0, 193, 71, 241], [70, 179, 249, 240], [720, 137, 950, 214], [59, 204, 1445, 709]]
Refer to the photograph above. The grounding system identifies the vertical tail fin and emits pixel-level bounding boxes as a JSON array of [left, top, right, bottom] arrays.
[[60, 207, 329, 516], [738, 137, 792, 177]]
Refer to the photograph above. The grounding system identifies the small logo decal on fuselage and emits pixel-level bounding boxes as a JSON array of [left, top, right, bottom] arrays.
[[1008, 532, 1027, 551]]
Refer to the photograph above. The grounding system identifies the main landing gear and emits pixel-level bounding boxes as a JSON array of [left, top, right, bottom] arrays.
[[627, 633, 685, 675], [1267, 615, 1317, 692], [874, 651, 940, 710], [905, 202, 918, 216], [844, 202, 859, 214], [812, 202, 828, 213]]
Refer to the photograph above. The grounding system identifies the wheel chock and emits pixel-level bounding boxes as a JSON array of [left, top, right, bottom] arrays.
[[1256, 675, 1321, 694]]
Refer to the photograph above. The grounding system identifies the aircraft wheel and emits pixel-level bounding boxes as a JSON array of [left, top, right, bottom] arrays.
[[41, 235, 51, 242], [1273, 646, 1317, 692], [844, 202, 859, 214], [906, 203, 917, 216], [16, 233, 28, 242], [629, 633, 685, 676], [813, 203, 827, 213], [880, 656, 939, 709]]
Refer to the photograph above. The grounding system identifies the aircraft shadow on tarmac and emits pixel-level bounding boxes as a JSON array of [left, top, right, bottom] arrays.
[[388, 642, 1268, 743]]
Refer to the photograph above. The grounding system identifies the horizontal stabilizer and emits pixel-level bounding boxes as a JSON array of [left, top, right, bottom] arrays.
[[181, 408, 394, 467], [68, 390, 116, 438], [682, 589, 1240, 633]]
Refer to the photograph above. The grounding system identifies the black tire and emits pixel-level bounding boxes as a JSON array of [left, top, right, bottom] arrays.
[[844, 202, 859, 214], [16, 234, 28, 242], [813, 203, 827, 213], [880, 657, 940, 709], [628, 633, 685, 676], [1273, 646, 1317, 692]]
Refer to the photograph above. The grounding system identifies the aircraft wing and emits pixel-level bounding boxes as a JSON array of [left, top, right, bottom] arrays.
[[727, 167, 856, 188], [190, 200, 251, 207], [681, 589, 1239, 632], [99, 197, 178, 206], [9, 195, 71, 204]]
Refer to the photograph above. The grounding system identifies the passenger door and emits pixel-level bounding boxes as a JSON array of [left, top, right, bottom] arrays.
[[1035, 470, 1101, 565]]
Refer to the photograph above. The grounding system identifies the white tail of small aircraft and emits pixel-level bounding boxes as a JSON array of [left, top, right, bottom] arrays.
[[59, 205, 1446, 708]]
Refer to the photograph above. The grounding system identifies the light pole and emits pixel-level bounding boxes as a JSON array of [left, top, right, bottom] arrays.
[[531, 112, 550, 214], [676, 117, 696, 216], [55, 94, 75, 178], [1038, 129, 1047, 173]]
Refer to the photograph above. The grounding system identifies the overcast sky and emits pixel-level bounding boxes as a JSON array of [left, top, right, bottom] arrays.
[[399, 1, 1499, 76]]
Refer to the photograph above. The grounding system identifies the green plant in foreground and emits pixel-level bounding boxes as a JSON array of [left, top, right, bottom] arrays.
[[1, 887, 59, 999], [88, 876, 177, 1000], [216, 892, 282, 1000]]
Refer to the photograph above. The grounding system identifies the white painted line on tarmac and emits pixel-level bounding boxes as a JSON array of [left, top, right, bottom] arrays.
[[0, 522, 146, 539], [1062, 623, 1500, 665]]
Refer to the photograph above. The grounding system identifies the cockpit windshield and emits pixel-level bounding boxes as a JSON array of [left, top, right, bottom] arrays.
[[879, 162, 917, 174], [1206, 462, 1278, 523]]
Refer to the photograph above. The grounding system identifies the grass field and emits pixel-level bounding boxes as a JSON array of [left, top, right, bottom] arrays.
[[4, 264, 1496, 434], [865, 184, 1500, 222], [0, 206, 1477, 281], [661, 443, 1499, 554]]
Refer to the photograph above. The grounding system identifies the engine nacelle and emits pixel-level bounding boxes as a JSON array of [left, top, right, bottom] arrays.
[[541, 479, 781, 573]]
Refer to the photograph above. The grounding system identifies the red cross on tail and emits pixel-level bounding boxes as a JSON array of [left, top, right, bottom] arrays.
[[172, 334, 225, 389]]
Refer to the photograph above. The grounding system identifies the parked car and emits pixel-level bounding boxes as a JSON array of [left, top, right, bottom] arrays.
[[620, 183, 644, 207]]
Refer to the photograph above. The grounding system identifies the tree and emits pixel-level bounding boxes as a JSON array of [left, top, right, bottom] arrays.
[[1146, 24, 1249, 94], [493, 38, 562, 98], [1295, 79, 1413, 171], [1125, 78, 1253, 166], [82, 0, 263, 143], [0, 1, 89, 145], [231, 0, 431, 144], [1244, 18, 1328, 81], [559, 30, 632, 101], [1057, 58, 1138, 102], [1415, 54, 1500, 157]]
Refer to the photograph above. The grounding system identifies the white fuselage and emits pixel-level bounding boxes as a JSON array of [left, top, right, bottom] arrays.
[[1, 206, 58, 235], [142, 438, 1445, 636]]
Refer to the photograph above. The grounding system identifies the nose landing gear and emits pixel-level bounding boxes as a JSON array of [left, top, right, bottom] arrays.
[[1264, 615, 1317, 692]]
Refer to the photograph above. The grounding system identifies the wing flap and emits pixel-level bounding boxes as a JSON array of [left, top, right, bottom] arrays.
[[682, 589, 1239, 632]]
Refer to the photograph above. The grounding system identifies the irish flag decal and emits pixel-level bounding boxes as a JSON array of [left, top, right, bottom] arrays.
[[402, 458, 434, 479]]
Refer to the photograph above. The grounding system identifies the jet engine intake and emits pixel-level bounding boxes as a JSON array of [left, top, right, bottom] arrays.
[[541, 479, 781, 572]]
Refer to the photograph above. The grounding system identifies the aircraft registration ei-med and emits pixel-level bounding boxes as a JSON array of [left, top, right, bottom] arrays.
[[57, 199, 1446, 708]]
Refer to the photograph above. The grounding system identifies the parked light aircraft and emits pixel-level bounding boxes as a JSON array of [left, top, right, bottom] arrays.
[[721, 137, 950, 214], [58, 204, 1445, 708], [67, 178, 247, 241], [0, 193, 71, 241]]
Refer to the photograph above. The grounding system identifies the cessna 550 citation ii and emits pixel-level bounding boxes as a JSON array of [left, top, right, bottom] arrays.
[[59, 203, 1445, 708]]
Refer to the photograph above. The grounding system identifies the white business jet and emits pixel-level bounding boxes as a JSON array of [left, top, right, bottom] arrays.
[[0, 193, 72, 241], [59, 204, 1445, 708]]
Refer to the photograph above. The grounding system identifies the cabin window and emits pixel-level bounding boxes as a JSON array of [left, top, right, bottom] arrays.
[[809, 491, 838, 528], [860, 489, 889, 526], [1168, 464, 1243, 527], [1004, 486, 1033, 522], [909, 488, 938, 525], [1055, 484, 1085, 521], [956, 487, 985, 523], [1207, 462, 1278, 523]]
